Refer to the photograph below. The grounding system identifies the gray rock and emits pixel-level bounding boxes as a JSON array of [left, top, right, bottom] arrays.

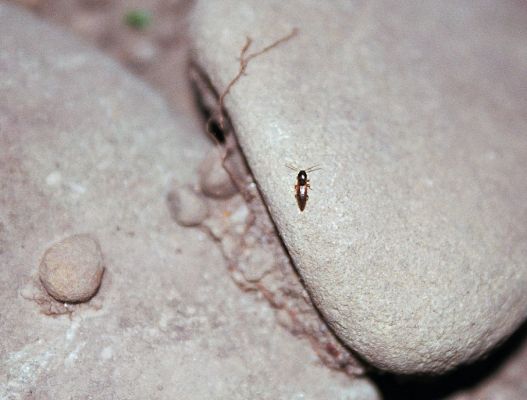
[[167, 184, 209, 226], [39, 234, 104, 302], [190, 0, 527, 373], [0, 3, 379, 399]]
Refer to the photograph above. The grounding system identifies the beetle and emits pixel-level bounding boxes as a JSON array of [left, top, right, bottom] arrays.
[[286, 164, 321, 211]]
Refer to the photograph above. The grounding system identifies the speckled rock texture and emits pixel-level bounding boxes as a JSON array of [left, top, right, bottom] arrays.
[[39, 234, 104, 302], [190, 0, 527, 373], [0, 3, 379, 399]]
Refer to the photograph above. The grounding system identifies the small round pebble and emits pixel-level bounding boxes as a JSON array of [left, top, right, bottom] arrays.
[[240, 247, 274, 282], [39, 234, 104, 303], [167, 185, 209, 227], [198, 150, 238, 199]]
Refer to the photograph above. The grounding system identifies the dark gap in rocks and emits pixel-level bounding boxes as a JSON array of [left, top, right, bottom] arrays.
[[188, 61, 226, 144], [205, 118, 225, 144], [375, 320, 527, 399]]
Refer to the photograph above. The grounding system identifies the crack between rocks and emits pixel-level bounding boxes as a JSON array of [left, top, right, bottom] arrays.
[[188, 59, 367, 377]]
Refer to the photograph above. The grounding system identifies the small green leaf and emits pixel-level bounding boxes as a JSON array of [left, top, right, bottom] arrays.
[[124, 10, 152, 30]]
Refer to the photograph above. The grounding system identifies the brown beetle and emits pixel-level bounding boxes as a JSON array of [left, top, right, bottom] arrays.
[[286, 164, 321, 211]]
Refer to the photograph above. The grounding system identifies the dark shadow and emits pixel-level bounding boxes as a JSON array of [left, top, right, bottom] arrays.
[[375, 320, 527, 399], [188, 61, 226, 144]]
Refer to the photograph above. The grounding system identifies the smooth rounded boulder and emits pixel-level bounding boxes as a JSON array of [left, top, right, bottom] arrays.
[[190, 0, 527, 373]]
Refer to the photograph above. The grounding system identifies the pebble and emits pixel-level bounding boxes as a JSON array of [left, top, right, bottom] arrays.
[[239, 248, 274, 282], [39, 234, 105, 303], [198, 150, 238, 199], [167, 185, 209, 227]]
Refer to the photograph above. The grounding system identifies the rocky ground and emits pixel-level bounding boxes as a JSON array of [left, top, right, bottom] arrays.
[[1, 0, 527, 399]]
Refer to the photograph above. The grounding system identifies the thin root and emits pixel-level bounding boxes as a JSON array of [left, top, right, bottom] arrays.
[[206, 27, 299, 153], [205, 28, 299, 201]]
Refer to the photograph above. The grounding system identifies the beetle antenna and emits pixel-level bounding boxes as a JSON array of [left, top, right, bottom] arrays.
[[285, 163, 299, 171], [306, 164, 322, 173]]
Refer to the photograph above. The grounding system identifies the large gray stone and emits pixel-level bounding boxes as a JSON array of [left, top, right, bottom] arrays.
[[190, 0, 527, 373], [0, 3, 379, 399]]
